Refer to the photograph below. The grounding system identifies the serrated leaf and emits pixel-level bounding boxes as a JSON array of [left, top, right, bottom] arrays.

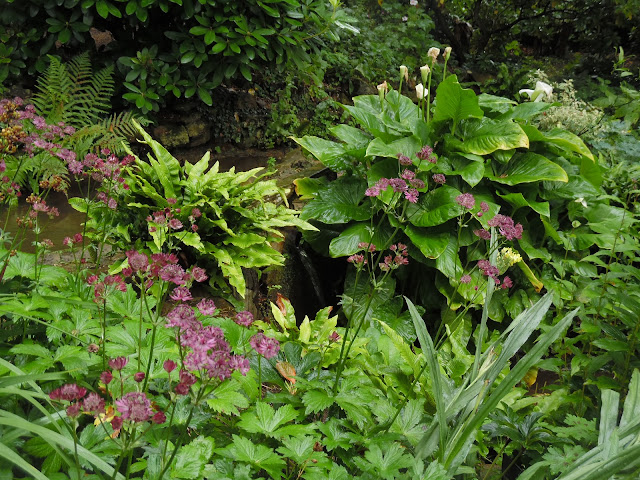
[[303, 389, 335, 414], [206, 378, 249, 416]]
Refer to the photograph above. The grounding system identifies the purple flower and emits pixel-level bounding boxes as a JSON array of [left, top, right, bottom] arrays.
[[397, 153, 413, 165], [197, 298, 217, 316], [432, 173, 446, 184], [190, 266, 208, 282], [100, 371, 113, 385], [229, 355, 250, 375], [159, 264, 186, 285], [168, 218, 183, 230], [166, 304, 197, 330], [329, 331, 340, 343], [480, 201, 489, 212], [126, 250, 149, 273], [163, 360, 177, 373], [83, 393, 106, 414], [390, 178, 408, 193], [487, 214, 523, 240], [404, 189, 419, 203], [460, 274, 472, 284], [152, 411, 166, 424], [115, 392, 153, 423], [179, 370, 197, 386], [108, 357, 128, 371], [416, 145, 437, 163], [170, 286, 193, 302], [473, 229, 491, 240], [365, 186, 381, 197], [235, 311, 254, 327], [66, 403, 82, 418], [478, 260, 500, 281], [347, 253, 367, 265], [456, 193, 476, 210], [250, 333, 280, 359], [357, 242, 377, 252], [501, 276, 513, 289], [401, 169, 416, 180], [134, 372, 145, 382], [68, 160, 84, 175], [49, 384, 87, 401]]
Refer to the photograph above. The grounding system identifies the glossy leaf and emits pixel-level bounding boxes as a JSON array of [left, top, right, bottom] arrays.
[[458, 118, 529, 155], [406, 186, 463, 227], [432, 75, 484, 124], [488, 152, 568, 185]]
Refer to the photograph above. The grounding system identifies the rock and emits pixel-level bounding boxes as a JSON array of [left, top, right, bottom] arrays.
[[152, 125, 190, 148], [186, 121, 210, 147]]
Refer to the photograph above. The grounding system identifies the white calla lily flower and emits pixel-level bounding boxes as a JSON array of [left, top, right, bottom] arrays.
[[519, 81, 553, 102]]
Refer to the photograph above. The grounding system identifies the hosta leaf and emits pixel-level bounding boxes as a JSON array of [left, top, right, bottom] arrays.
[[488, 152, 568, 185], [406, 185, 463, 227], [433, 75, 484, 124]]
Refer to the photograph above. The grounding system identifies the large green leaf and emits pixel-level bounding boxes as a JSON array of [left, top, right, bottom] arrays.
[[292, 136, 350, 171], [478, 94, 517, 113], [457, 118, 529, 155], [497, 102, 551, 121], [406, 186, 462, 227], [366, 135, 423, 160], [343, 104, 404, 143], [488, 152, 568, 185], [301, 177, 370, 224], [329, 221, 395, 257], [135, 121, 181, 199], [497, 192, 550, 217], [433, 75, 484, 124], [522, 125, 594, 161], [404, 225, 449, 259]]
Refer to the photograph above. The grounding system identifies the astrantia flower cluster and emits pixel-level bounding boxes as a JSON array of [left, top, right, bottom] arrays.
[[380, 243, 409, 272], [488, 214, 524, 241], [416, 145, 437, 164], [477, 259, 513, 289], [49, 384, 90, 419], [250, 333, 280, 359], [165, 304, 250, 383], [115, 392, 154, 423]]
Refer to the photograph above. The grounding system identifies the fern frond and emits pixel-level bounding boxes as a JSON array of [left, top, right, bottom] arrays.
[[32, 56, 73, 123], [17, 152, 69, 188]]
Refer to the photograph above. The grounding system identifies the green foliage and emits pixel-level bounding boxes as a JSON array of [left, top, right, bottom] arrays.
[[121, 122, 316, 296], [0, 0, 352, 111]]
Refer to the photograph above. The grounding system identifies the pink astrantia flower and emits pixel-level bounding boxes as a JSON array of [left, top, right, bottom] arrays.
[[152, 411, 166, 424], [108, 357, 129, 371], [49, 384, 87, 401], [100, 371, 113, 385], [456, 193, 476, 210], [460, 274, 472, 284], [163, 360, 177, 373], [397, 153, 413, 166], [235, 311, 254, 327], [432, 173, 446, 184], [190, 266, 208, 283], [197, 298, 217, 316], [83, 392, 106, 414], [158, 264, 186, 285], [487, 214, 523, 240], [229, 355, 250, 375], [501, 276, 513, 289], [478, 259, 500, 283], [170, 286, 193, 302], [357, 242, 377, 252], [250, 333, 280, 359], [126, 250, 149, 273], [166, 304, 198, 330], [473, 229, 491, 240], [115, 392, 153, 423], [347, 253, 367, 265]]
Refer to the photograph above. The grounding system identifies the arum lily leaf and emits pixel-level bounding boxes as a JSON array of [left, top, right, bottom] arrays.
[[291, 136, 351, 171], [329, 222, 395, 257], [458, 118, 529, 155], [300, 177, 370, 224], [497, 192, 550, 217], [488, 152, 568, 185], [406, 186, 463, 227], [478, 93, 516, 113], [404, 225, 449, 259], [522, 125, 594, 161], [433, 75, 484, 124], [366, 135, 423, 160]]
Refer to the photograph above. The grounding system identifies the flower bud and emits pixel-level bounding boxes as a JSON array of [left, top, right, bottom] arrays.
[[420, 65, 430, 84], [134, 372, 145, 383], [415, 84, 425, 99], [428, 47, 440, 64], [399, 65, 408, 82], [377, 81, 388, 100], [444, 46, 452, 60]]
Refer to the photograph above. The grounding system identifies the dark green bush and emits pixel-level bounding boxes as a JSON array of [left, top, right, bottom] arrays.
[[1, 0, 349, 111]]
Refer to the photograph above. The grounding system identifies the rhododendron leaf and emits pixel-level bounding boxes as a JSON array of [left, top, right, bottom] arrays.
[[406, 186, 463, 227], [432, 75, 484, 124], [457, 118, 529, 155], [488, 152, 568, 185]]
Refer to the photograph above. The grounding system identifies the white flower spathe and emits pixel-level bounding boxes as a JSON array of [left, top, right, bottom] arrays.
[[415, 84, 425, 99], [519, 81, 553, 102]]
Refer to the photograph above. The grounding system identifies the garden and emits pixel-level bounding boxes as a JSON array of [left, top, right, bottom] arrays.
[[1, 0, 640, 478]]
